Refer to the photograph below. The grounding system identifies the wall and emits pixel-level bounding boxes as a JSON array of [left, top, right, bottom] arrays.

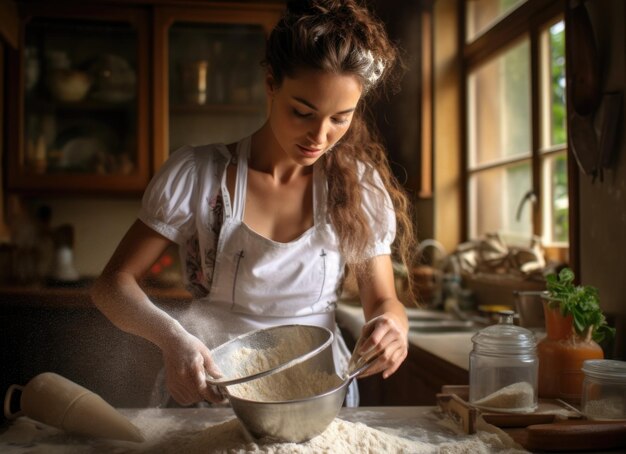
[[579, 0, 626, 356], [433, 0, 461, 253], [26, 196, 140, 277]]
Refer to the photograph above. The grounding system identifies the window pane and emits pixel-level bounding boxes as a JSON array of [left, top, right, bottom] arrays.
[[540, 20, 567, 148], [469, 162, 532, 238], [542, 153, 569, 243], [468, 38, 531, 168], [466, 0, 526, 42]]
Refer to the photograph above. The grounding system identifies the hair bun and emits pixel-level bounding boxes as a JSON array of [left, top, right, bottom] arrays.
[[286, 0, 348, 15], [286, 0, 313, 15]]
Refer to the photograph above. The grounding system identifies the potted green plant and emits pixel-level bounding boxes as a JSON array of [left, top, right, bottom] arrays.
[[545, 268, 615, 343], [537, 268, 615, 401]]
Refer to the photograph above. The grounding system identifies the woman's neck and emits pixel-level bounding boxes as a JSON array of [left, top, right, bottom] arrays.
[[250, 123, 312, 185]]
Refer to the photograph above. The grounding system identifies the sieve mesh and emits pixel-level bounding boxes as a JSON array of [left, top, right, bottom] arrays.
[[206, 325, 334, 386]]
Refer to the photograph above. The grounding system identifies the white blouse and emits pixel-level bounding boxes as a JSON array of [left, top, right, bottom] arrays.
[[138, 142, 396, 301]]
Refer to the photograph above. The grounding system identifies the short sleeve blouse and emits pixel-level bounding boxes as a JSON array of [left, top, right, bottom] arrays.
[[138, 143, 396, 297]]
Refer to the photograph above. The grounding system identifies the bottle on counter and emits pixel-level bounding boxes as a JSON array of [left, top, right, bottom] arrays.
[[536, 298, 604, 403]]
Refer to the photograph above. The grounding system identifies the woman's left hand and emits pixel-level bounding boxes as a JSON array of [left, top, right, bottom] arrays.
[[353, 311, 408, 379]]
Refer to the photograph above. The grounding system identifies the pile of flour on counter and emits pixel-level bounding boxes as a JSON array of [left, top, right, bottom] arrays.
[[124, 414, 527, 454], [133, 417, 433, 454], [0, 412, 527, 454]]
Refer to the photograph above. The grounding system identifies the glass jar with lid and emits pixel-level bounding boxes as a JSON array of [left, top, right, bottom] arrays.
[[581, 359, 626, 420], [469, 310, 538, 413]]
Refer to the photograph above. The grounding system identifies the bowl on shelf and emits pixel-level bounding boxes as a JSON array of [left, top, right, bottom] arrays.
[[47, 69, 92, 102]]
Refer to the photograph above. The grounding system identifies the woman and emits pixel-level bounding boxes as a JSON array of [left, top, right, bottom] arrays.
[[91, 0, 417, 407]]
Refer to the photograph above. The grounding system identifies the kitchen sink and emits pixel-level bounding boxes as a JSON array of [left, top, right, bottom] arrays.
[[405, 307, 457, 321], [408, 319, 481, 333]]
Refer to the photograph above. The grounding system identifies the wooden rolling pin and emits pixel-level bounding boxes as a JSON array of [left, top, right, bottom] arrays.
[[525, 420, 626, 452], [4, 372, 144, 443]]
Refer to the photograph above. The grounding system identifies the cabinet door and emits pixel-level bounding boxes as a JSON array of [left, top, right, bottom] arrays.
[[7, 5, 149, 193], [153, 4, 282, 171]]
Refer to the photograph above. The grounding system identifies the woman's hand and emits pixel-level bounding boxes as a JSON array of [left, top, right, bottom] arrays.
[[353, 311, 408, 379], [161, 331, 225, 405], [354, 255, 410, 380]]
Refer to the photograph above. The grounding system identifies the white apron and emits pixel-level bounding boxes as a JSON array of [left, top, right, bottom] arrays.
[[153, 136, 358, 406]]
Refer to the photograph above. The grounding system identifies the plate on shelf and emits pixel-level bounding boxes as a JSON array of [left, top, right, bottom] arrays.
[[58, 136, 107, 171]]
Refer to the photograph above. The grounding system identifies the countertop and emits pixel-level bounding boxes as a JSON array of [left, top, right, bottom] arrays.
[[336, 303, 475, 371], [0, 406, 528, 453]]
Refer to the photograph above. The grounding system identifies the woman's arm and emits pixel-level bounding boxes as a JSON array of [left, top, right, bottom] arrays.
[[90, 219, 222, 404], [354, 254, 409, 379]]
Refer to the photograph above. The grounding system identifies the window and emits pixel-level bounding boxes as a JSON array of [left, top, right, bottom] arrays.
[[463, 1, 568, 260], [466, 0, 527, 42]]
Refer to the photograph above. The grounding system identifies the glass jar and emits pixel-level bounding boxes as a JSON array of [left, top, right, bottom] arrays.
[[469, 311, 538, 413], [581, 360, 626, 420]]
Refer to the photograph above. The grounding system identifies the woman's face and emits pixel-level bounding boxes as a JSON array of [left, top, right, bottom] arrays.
[[267, 69, 363, 166]]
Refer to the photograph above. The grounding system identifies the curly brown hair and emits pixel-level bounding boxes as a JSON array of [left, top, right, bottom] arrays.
[[264, 0, 418, 300]]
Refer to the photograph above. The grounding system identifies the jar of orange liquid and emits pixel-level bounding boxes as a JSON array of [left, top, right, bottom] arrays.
[[537, 298, 604, 403]]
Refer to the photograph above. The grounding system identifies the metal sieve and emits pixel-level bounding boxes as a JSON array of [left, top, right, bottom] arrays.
[[205, 324, 334, 387]]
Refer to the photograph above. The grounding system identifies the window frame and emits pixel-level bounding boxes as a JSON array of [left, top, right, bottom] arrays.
[[460, 0, 574, 266]]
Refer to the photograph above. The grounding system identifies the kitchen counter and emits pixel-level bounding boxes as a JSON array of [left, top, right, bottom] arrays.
[[0, 406, 527, 453]]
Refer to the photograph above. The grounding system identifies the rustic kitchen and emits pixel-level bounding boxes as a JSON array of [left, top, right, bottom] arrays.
[[0, 0, 625, 452]]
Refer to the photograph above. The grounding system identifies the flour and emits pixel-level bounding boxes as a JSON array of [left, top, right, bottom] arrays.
[[227, 362, 343, 401], [584, 397, 625, 420], [134, 417, 433, 453], [436, 413, 528, 454], [222, 326, 319, 381], [473, 382, 536, 412], [0, 413, 530, 454]]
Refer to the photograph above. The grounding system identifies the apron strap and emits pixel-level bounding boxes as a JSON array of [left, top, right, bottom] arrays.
[[232, 136, 250, 221], [220, 162, 233, 220], [220, 136, 250, 221], [313, 160, 328, 227]]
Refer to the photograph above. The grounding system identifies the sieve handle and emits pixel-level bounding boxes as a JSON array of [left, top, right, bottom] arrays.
[[345, 353, 377, 381]]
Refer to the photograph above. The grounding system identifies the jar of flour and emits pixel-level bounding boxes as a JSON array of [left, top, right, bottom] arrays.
[[469, 310, 538, 413]]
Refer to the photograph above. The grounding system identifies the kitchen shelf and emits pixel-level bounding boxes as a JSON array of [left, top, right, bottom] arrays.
[[169, 103, 264, 115], [26, 99, 136, 113]]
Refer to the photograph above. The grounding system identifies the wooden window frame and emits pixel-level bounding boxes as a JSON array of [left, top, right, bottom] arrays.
[[460, 0, 575, 268]]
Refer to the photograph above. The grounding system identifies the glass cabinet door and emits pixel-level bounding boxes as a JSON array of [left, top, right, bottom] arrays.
[[153, 6, 282, 171], [8, 6, 149, 193]]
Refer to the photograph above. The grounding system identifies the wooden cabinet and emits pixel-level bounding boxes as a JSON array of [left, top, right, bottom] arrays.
[[153, 4, 281, 171], [7, 4, 150, 193], [5, 1, 283, 194], [357, 343, 469, 406]]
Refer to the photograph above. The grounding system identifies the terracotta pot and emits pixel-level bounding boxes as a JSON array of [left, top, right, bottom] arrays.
[[537, 300, 604, 403]]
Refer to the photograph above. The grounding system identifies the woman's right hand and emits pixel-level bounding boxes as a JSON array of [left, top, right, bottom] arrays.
[[161, 331, 225, 405]]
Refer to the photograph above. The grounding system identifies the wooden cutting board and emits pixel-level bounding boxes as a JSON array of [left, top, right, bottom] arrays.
[[439, 385, 579, 427], [437, 385, 626, 452], [506, 420, 626, 452]]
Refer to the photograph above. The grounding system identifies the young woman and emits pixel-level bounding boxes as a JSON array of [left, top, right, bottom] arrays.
[[91, 0, 417, 407]]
